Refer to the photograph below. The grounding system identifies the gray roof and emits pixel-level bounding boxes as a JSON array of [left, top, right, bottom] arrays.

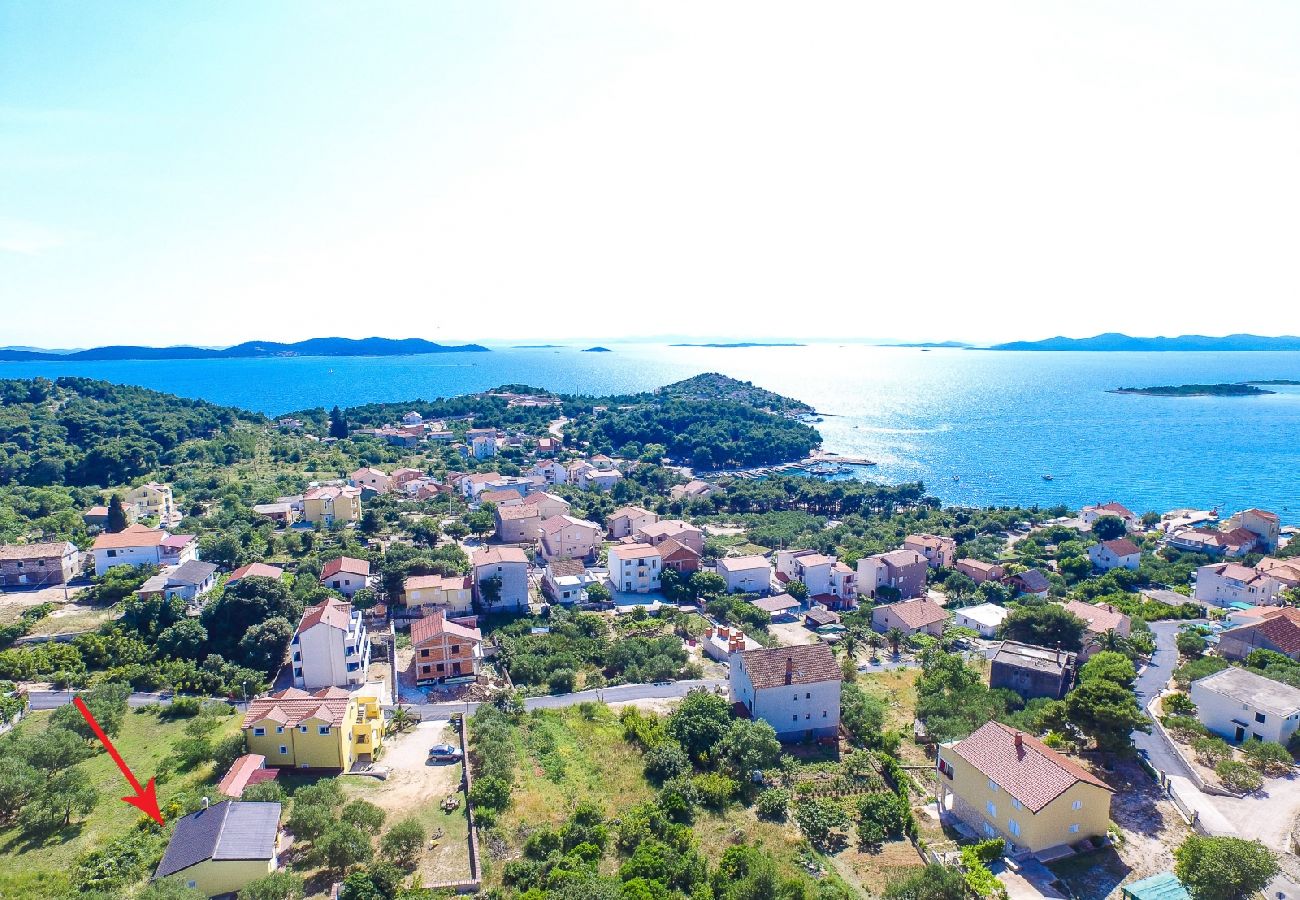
[[1192, 666, 1300, 716], [155, 801, 281, 878], [992, 640, 1073, 675], [167, 559, 219, 586]]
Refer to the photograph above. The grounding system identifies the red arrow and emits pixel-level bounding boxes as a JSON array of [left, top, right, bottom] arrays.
[[73, 696, 164, 826]]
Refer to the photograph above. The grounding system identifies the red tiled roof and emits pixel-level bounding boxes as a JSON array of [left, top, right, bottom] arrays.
[[229, 562, 284, 583], [296, 599, 352, 634], [217, 754, 269, 798], [1099, 538, 1141, 557], [321, 556, 369, 579], [950, 721, 1111, 813], [472, 546, 529, 566], [1238, 611, 1300, 656], [884, 598, 948, 629], [92, 524, 166, 550], [242, 687, 353, 728], [658, 537, 700, 562], [411, 609, 481, 645], [736, 643, 840, 690]]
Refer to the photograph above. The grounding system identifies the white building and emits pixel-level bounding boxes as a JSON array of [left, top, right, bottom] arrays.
[[1190, 666, 1300, 745], [527, 460, 569, 486], [91, 524, 198, 576], [543, 559, 604, 605], [903, 534, 957, 570], [1086, 538, 1141, 572], [717, 555, 773, 594], [1194, 563, 1282, 608], [608, 543, 662, 593], [953, 602, 1009, 638], [125, 481, 181, 527], [775, 549, 834, 596], [320, 557, 372, 597], [472, 546, 531, 611], [291, 598, 372, 689], [730, 644, 842, 741], [1080, 502, 1138, 531]]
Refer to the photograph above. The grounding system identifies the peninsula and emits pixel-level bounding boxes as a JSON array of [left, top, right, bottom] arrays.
[[1110, 383, 1275, 397], [991, 332, 1300, 351], [0, 336, 489, 362]]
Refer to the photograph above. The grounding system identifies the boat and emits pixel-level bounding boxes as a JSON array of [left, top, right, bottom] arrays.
[[1042, 474, 1054, 481], [951, 475, 960, 482]]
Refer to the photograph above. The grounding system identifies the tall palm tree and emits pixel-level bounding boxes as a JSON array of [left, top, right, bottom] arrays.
[[886, 627, 905, 657], [840, 627, 860, 662]]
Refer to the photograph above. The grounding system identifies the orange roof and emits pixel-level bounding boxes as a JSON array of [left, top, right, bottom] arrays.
[[473, 546, 529, 566], [1063, 600, 1129, 634], [217, 754, 269, 798], [296, 598, 352, 634], [611, 543, 660, 560], [321, 557, 369, 579], [242, 687, 353, 728], [950, 722, 1110, 812], [405, 573, 471, 592], [92, 524, 167, 550], [883, 598, 949, 629], [411, 609, 482, 645], [229, 562, 284, 583]]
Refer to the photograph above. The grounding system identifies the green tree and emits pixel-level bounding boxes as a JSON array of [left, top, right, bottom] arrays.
[[0, 757, 41, 822], [667, 689, 733, 763], [16, 725, 92, 774], [1176, 629, 1208, 658], [106, 494, 130, 533], [379, 817, 426, 867], [1065, 678, 1149, 752], [1091, 515, 1127, 541], [329, 406, 349, 440], [1001, 605, 1087, 652], [785, 580, 809, 603], [792, 797, 849, 852], [1241, 739, 1292, 777], [688, 571, 727, 600], [350, 587, 378, 612], [317, 821, 374, 872], [585, 581, 612, 605], [1174, 835, 1277, 900], [341, 798, 386, 834], [1215, 759, 1263, 793], [1078, 651, 1136, 689], [51, 681, 130, 740], [157, 619, 208, 657], [287, 802, 334, 843], [717, 718, 781, 776], [237, 616, 294, 672]]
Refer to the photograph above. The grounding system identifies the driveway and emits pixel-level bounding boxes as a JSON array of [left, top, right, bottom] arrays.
[[1132, 620, 1203, 780]]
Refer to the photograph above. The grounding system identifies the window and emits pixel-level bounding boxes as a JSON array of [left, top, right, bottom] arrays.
[[276, 726, 284, 734], [436, 663, 446, 672], [983, 823, 996, 838], [823, 710, 828, 718], [1256, 712, 1267, 724], [805, 692, 811, 700], [988, 779, 999, 792], [107, 549, 117, 557], [805, 713, 811, 720], [793, 715, 799, 722], [1009, 820, 1021, 837], [1011, 798, 1022, 811], [300, 726, 308, 733], [986, 802, 997, 817], [1071, 799, 1083, 811], [253, 727, 266, 736], [279, 745, 288, 755], [319, 726, 330, 735], [187, 882, 197, 889], [293, 668, 302, 678], [451, 645, 460, 653], [1069, 824, 1080, 834]]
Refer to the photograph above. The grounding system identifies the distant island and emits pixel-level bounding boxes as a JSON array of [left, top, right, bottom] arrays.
[[1111, 383, 1275, 397], [891, 341, 971, 349], [991, 332, 1300, 351], [512, 344, 565, 349], [669, 342, 804, 348], [0, 336, 489, 362], [583, 346, 612, 353]]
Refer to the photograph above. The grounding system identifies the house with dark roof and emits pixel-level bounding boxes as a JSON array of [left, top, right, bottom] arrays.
[[153, 800, 281, 896], [989, 641, 1076, 700], [936, 721, 1112, 855], [134, 559, 219, 605], [1005, 568, 1051, 597], [730, 644, 841, 740]]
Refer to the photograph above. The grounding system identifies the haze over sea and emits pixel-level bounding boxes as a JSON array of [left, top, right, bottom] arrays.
[[5, 344, 1299, 518]]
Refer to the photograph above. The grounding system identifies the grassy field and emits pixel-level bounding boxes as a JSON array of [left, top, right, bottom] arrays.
[[0, 705, 241, 900]]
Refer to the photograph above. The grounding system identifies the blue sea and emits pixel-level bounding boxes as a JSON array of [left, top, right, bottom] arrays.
[[5, 344, 1300, 518]]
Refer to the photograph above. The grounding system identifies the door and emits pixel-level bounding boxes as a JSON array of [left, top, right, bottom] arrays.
[[1234, 725, 1246, 742]]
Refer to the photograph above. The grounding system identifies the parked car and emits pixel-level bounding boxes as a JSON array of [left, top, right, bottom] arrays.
[[428, 744, 463, 761]]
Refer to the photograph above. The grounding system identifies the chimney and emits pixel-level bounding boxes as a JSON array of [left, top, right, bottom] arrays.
[[785, 656, 794, 685], [1014, 733, 1023, 755]]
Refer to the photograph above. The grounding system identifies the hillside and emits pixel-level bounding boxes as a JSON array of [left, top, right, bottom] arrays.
[[0, 336, 489, 361], [0, 377, 264, 487], [990, 332, 1300, 351], [648, 372, 816, 416]]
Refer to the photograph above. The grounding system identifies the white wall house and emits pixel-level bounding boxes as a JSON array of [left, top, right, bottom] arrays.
[[1086, 538, 1141, 572], [730, 644, 842, 741], [608, 543, 661, 593], [1190, 667, 1300, 745], [953, 602, 1009, 638], [91, 525, 198, 576], [608, 506, 658, 540], [717, 555, 773, 594], [775, 550, 833, 596], [1194, 563, 1282, 608], [320, 557, 372, 597], [291, 598, 371, 689]]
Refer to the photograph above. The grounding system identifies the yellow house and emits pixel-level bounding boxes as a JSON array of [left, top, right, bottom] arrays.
[[936, 721, 1113, 855], [154, 800, 281, 897], [241, 687, 383, 771], [302, 484, 362, 526], [126, 481, 180, 526], [403, 573, 473, 615]]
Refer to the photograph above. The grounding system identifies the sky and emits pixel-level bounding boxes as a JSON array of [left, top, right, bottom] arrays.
[[2, 1, 1298, 348]]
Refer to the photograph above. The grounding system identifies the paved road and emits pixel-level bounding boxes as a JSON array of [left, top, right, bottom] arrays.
[[27, 690, 186, 710], [1132, 620, 1203, 780], [406, 678, 727, 719]]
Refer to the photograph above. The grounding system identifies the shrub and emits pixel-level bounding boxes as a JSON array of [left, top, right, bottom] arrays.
[[237, 871, 305, 900], [856, 792, 912, 847], [643, 743, 690, 784], [793, 797, 849, 852], [1190, 735, 1231, 767], [379, 817, 425, 867], [1163, 692, 1196, 716], [1163, 715, 1208, 742], [1241, 739, 1292, 777], [691, 773, 737, 810], [755, 787, 790, 822], [1215, 759, 1263, 793], [340, 799, 386, 834]]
